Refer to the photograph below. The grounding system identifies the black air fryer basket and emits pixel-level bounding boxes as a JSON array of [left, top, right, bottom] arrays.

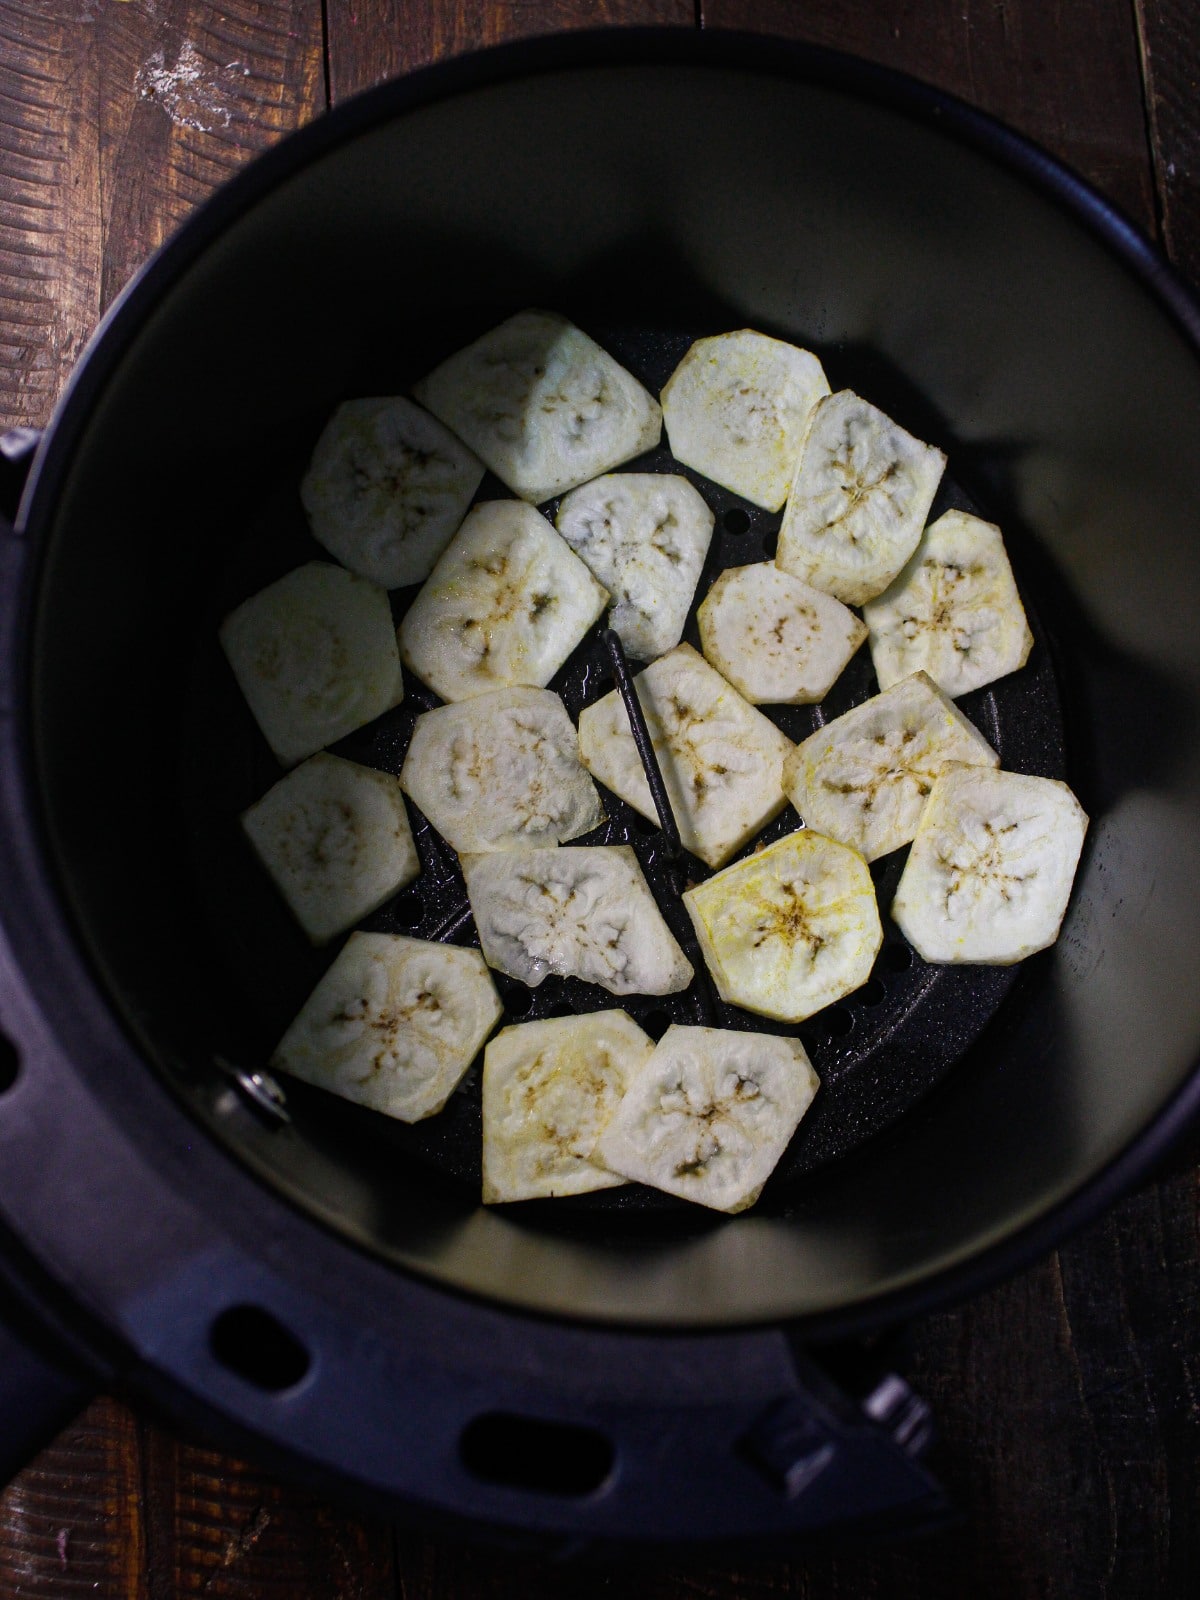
[[2, 30, 1200, 1549]]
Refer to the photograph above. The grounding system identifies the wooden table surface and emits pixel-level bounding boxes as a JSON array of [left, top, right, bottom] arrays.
[[2, 2, 1199, 1595]]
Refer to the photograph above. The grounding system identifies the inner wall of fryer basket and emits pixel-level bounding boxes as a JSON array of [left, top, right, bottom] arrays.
[[30, 63, 1200, 1325]]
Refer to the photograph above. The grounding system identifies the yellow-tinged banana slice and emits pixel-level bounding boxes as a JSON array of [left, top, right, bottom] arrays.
[[481, 1010, 654, 1202], [892, 767, 1087, 964], [697, 562, 867, 704], [400, 687, 602, 854], [660, 330, 830, 511], [462, 845, 693, 996], [577, 643, 793, 870], [397, 500, 608, 703], [682, 829, 882, 1023], [555, 473, 714, 660], [594, 1025, 819, 1213], [412, 310, 662, 504], [242, 752, 418, 945], [219, 561, 404, 768], [863, 509, 1034, 698], [776, 390, 946, 605], [272, 932, 502, 1123], [782, 671, 998, 862], [299, 397, 485, 590]]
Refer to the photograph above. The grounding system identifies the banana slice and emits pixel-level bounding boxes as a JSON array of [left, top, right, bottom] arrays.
[[482, 1010, 654, 1202], [577, 643, 793, 870], [412, 310, 662, 504], [462, 845, 693, 996], [399, 687, 603, 854], [242, 752, 419, 945], [219, 561, 404, 767], [299, 397, 485, 590], [398, 500, 608, 703], [555, 473, 714, 660], [682, 829, 882, 1022], [782, 671, 998, 862], [892, 767, 1088, 964], [776, 390, 946, 605], [697, 562, 868, 704], [272, 931, 502, 1123], [594, 1025, 820, 1213], [863, 509, 1034, 698], [660, 330, 830, 511]]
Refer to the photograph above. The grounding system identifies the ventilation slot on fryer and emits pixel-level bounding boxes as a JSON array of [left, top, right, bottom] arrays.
[[209, 1304, 311, 1392], [460, 1412, 614, 1497]]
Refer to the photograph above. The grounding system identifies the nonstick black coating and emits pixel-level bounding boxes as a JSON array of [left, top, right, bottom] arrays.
[[181, 316, 1068, 1216]]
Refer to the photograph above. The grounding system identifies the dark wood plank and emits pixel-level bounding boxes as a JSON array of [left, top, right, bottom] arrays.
[[702, 0, 1157, 234], [1136, 0, 1200, 283], [325, 0, 694, 103]]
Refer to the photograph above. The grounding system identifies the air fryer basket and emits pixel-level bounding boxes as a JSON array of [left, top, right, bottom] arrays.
[[16, 40, 1200, 1345]]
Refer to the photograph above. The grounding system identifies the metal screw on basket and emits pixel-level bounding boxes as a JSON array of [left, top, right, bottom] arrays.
[[213, 1057, 291, 1126]]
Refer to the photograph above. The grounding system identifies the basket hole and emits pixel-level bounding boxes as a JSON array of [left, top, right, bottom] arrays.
[[504, 988, 533, 1017], [824, 1006, 855, 1037], [392, 891, 424, 930], [210, 1305, 310, 1392], [854, 978, 887, 1008], [631, 812, 659, 836], [0, 1033, 20, 1094], [882, 941, 914, 972], [460, 1412, 614, 1498], [545, 1001, 574, 1018], [723, 508, 752, 536]]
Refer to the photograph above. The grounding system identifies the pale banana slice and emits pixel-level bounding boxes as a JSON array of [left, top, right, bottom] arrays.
[[412, 310, 662, 504], [577, 643, 793, 870], [555, 473, 714, 660], [782, 671, 998, 862], [219, 561, 404, 768], [242, 752, 418, 945], [682, 829, 882, 1023], [272, 932, 502, 1123], [462, 845, 693, 996], [660, 330, 830, 511], [776, 390, 946, 605], [482, 1010, 654, 1202], [863, 509, 1034, 698], [399, 687, 602, 854], [892, 767, 1088, 964], [300, 397, 484, 590], [397, 500, 608, 703], [594, 1025, 819, 1214], [697, 562, 868, 704]]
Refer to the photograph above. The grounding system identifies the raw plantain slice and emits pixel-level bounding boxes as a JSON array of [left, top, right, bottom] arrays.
[[299, 396, 485, 590], [892, 767, 1088, 964], [219, 561, 404, 767], [242, 752, 419, 945], [577, 643, 793, 869], [397, 500, 608, 703], [697, 561, 868, 704], [412, 309, 662, 504], [481, 1010, 654, 1202], [462, 845, 693, 996], [863, 509, 1034, 698], [399, 687, 603, 854], [272, 931, 502, 1123], [659, 330, 830, 511], [782, 671, 998, 861], [555, 472, 714, 660], [776, 390, 946, 605], [594, 1024, 819, 1214], [682, 829, 882, 1022]]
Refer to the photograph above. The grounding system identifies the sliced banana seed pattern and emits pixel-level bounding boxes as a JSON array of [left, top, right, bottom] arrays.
[[482, 1011, 653, 1202], [683, 829, 883, 1023], [273, 932, 503, 1123], [783, 671, 998, 862], [595, 1025, 820, 1213], [555, 473, 714, 661], [864, 509, 1035, 698], [462, 845, 693, 996], [400, 687, 602, 854], [892, 767, 1088, 965]]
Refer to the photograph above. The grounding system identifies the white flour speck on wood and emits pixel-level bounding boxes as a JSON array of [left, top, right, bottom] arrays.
[[136, 40, 235, 132]]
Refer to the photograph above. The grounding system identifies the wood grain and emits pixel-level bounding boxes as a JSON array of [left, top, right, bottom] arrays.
[[702, 0, 1158, 235], [1136, 0, 1200, 283], [324, 0, 694, 103]]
